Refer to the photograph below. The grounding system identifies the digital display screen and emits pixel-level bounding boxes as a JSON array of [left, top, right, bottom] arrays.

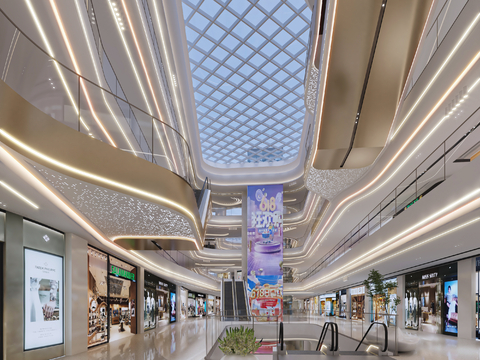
[[444, 280, 458, 334], [24, 248, 64, 350], [170, 292, 176, 323]]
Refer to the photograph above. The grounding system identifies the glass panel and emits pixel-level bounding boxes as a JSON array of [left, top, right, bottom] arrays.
[[380, 190, 396, 229], [416, 146, 445, 200], [87, 246, 108, 347], [2, 30, 79, 130], [368, 205, 381, 236], [395, 171, 417, 215]]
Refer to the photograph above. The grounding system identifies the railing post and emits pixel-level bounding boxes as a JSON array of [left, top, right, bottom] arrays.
[[444, 141, 447, 181], [151, 118, 154, 163], [395, 187, 397, 214], [77, 75, 81, 132], [415, 168, 418, 199], [395, 315, 398, 356]]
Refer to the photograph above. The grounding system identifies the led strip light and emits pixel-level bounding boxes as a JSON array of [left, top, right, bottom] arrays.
[[288, 51, 480, 261], [0, 143, 218, 291], [49, 0, 116, 147], [0, 129, 202, 249]]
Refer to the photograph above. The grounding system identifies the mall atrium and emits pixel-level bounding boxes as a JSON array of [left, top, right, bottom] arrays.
[[0, 0, 480, 359]]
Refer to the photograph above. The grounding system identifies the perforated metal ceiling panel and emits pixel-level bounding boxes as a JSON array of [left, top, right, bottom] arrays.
[[182, 0, 311, 166]]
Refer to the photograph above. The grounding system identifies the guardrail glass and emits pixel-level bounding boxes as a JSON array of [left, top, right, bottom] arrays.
[[300, 62, 480, 281], [0, 9, 196, 187]]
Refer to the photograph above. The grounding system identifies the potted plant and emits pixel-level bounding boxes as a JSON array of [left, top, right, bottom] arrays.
[[218, 326, 262, 359], [363, 269, 401, 326]]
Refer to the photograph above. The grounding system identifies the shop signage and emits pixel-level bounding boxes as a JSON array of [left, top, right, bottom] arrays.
[[350, 286, 365, 295], [110, 265, 135, 281], [404, 195, 423, 211], [421, 272, 438, 280], [188, 292, 196, 299]]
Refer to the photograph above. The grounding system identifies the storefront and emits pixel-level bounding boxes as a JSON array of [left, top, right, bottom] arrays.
[[207, 295, 215, 315], [350, 286, 365, 320], [216, 296, 221, 314], [476, 257, 480, 339], [187, 291, 206, 317], [337, 290, 347, 318], [156, 279, 170, 325], [197, 293, 206, 316], [405, 264, 458, 335], [371, 279, 397, 323], [180, 287, 188, 321], [188, 292, 196, 317], [320, 293, 336, 316], [88, 246, 137, 347], [144, 271, 157, 331]]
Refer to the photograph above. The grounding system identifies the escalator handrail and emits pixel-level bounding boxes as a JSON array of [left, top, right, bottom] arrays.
[[315, 322, 338, 352], [355, 321, 388, 353], [279, 322, 284, 351]]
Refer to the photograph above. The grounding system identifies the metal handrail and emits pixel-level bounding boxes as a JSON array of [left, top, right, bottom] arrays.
[[278, 322, 284, 351], [315, 321, 338, 352], [355, 321, 388, 353], [0, 8, 199, 188], [302, 106, 480, 281]]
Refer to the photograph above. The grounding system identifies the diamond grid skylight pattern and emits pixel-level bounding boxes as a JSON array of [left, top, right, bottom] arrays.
[[183, 0, 312, 165]]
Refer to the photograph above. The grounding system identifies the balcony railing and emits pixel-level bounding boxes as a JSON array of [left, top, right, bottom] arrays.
[[300, 68, 480, 281], [0, 8, 197, 187]]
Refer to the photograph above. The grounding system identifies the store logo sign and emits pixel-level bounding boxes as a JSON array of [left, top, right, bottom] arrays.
[[110, 265, 135, 281], [421, 272, 438, 280], [350, 286, 365, 295]]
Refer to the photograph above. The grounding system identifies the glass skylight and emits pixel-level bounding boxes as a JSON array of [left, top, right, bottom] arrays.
[[183, 0, 311, 165]]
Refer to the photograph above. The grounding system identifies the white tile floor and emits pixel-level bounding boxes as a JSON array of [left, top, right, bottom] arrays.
[[67, 317, 480, 360]]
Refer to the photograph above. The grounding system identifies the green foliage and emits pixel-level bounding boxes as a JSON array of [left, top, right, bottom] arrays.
[[218, 326, 263, 356], [363, 269, 400, 316]]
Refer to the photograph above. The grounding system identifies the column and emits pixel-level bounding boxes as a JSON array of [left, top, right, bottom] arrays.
[[176, 285, 182, 323], [138, 267, 145, 333], [65, 233, 88, 356], [242, 189, 247, 278], [346, 290, 351, 318], [396, 275, 405, 330], [458, 257, 475, 339]]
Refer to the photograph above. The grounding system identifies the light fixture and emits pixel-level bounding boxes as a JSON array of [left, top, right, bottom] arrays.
[[0, 180, 39, 209]]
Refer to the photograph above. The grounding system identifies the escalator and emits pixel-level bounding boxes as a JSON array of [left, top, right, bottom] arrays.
[[235, 280, 248, 320], [222, 280, 234, 320]]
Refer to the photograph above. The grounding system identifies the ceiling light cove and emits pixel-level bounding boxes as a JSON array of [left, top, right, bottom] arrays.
[[0, 181, 39, 209], [182, 0, 312, 166]]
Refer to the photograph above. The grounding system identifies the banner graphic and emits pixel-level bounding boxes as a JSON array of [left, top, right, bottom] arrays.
[[247, 184, 283, 321]]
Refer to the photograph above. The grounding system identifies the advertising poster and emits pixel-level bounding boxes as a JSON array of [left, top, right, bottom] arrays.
[[24, 248, 63, 350], [444, 280, 458, 334], [170, 292, 176, 323], [247, 184, 283, 321]]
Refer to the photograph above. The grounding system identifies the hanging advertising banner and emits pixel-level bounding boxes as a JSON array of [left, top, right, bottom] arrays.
[[24, 248, 64, 350], [247, 184, 283, 321], [444, 280, 458, 334]]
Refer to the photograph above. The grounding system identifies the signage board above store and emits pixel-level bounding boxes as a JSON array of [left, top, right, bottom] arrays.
[[421, 272, 438, 280], [350, 286, 365, 295], [110, 265, 135, 281]]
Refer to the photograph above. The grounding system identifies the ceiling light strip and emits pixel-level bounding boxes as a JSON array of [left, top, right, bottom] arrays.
[[74, 0, 138, 157], [49, 0, 117, 148], [0, 181, 39, 209], [291, 52, 480, 260], [0, 130, 202, 248], [391, 13, 480, 139], [0, 145, 216, 292], [24, 0, 89, 132], [121, 0, 177, 173], [301, 194, 480, 290], [312, 217, 480, 290]]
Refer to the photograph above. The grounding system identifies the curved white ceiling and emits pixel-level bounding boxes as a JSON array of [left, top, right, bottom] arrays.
[[182, 0, 312, 166]]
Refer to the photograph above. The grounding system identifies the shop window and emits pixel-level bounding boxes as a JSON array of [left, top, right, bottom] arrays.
[[87, 247, 108, 347]]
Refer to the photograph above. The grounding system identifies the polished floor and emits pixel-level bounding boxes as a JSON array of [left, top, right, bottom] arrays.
[[67, 317, 480, 360]]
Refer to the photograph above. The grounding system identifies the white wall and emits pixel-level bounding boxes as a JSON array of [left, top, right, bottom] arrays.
[[65, 233, 88, 355], [458, 257, 475, 339]]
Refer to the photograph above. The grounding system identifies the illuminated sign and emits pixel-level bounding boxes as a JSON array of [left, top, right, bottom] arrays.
[[110, 265, 135, 281], [421, 272, 438, 280]]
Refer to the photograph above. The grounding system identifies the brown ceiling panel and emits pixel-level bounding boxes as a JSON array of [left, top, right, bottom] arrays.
[[314, 0, 432, 170]]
